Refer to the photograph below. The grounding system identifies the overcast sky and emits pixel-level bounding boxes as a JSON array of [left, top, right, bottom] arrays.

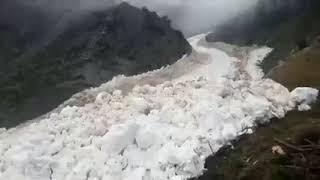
[[122, 0, 260, 36]]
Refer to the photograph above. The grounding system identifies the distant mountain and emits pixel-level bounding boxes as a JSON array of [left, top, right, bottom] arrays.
[[0, 2, 191, 127], [206, 0, 320, 73]]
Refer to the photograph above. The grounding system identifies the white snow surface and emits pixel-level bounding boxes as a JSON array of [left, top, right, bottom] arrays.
[[290, 87, 319, 111], [0, 34, 318, 180]]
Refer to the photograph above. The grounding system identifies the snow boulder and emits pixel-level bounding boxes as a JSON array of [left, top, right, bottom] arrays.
[[290, 87, 319, 111]]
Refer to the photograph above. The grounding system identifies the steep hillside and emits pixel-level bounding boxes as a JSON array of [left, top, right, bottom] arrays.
[[0, 2, 191, 127], [270, 36, 320, 89], [207, 0, 320, 73]]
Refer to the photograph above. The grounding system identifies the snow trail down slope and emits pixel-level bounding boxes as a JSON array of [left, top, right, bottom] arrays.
[[0, 34, 318, 180]]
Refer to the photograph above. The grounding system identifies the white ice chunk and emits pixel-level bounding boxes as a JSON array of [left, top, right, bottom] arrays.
[[291, 87, 319, 111]]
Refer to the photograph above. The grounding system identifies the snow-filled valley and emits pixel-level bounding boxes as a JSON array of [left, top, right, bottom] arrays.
[[0, 34, 318, 180]]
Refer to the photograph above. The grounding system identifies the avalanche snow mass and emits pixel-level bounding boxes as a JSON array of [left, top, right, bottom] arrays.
[[0, 34, 318, 180]]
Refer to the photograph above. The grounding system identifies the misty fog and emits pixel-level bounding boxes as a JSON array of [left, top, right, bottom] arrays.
[[124, 0, 260, 36], [3, 0, 260, 37]]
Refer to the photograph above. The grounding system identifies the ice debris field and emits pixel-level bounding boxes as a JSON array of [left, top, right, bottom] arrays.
[[0, 34, 318, 180]]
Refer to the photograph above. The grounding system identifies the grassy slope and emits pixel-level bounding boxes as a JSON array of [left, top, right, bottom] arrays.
[[270, 41, 320, 90]]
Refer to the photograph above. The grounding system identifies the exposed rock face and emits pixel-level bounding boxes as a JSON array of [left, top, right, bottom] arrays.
[[206, 0, 320, 73], [0, 2, 191, 127]]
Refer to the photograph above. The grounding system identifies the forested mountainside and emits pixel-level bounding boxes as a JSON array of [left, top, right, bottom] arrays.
[[0, 2, 191, 127], [207, 0, 320, 73]]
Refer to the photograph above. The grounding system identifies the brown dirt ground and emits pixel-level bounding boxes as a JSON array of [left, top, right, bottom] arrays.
[[270, 39, 320, 90]]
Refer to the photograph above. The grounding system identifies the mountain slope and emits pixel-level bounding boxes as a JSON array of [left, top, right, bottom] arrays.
[[0, 2, 191, 128], [270, 36, 320, 89], [206, 0, 320, 73]]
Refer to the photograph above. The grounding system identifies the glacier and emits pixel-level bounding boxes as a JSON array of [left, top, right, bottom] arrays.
[[0, 34, 318, 180]]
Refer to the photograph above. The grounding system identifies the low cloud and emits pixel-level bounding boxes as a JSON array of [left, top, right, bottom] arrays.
[[123, 0, 260, 36], [3, 0, 260, 36]]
